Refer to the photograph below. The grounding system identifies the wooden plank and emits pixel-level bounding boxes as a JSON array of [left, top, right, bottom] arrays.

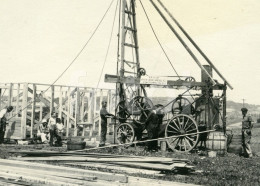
[[66, 87, 71, 137], [39, 101, 43, 121], [0, 171, 76, 186], [21, 83, 28, 139], [50, 85, 54, 114], [15, 83, 20, 116], [64, 162, 163, 176], [8, 83, 13, 107], [15, 156, 174, 163], [30, 84, 36, 138], [93, 89, 97, 131], [74, 88, 80, 136], [0, 165, 96, 185], [98, 89, 103, 136], [58, 86, 63, 118], [0, 159, 128, 183]]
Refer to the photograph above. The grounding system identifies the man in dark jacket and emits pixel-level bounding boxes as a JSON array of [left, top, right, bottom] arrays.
[[241, 107, 253, 157], [145, 104, 165, 151], [0, 106, 13, 144], [99, 101, 114, 147]]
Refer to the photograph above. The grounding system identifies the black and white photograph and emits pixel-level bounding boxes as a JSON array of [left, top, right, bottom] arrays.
[[0, 0, 259, 185]]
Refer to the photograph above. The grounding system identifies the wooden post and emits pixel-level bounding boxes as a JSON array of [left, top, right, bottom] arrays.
[[50, 85, 54, 115], [39, 102, 43, 121], [8, 83, 13, 107], [66, 88, 71, 137], [58, 86, 63, 118], [223, 84, 227, 134], [16, 84, 20, 117], [30, 84, 36, 138], [93, 89, 97, 131], [81, 88, 86, 122], [21, 83, 28, 139], [98, 89, 103, 136], [74, 88, 80, 136]]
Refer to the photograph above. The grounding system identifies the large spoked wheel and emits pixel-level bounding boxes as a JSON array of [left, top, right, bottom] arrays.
[[172, 96, 195, 115], [116, 123, 135, 144], [128, 96, 153, 118], [165, 114, 199, 152], [129, 96, 154, 123], [115, 101, 131, 122]]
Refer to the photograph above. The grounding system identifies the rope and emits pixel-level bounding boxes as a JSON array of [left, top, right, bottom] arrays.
[[139, 0, 180, 78], [6, 0, 115, 122], [71, 129, 216, 152], [96, 0, 119, 89]]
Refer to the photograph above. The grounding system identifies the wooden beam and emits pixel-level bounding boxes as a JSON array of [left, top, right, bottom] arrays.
[[21, 83, 28, 139], [58, 86, 62, 118], [99, 89, 103, 136], [66, 87, 71, 137], [39, 102, 43, 121], [15, 84, 20, 117], [50, 85, 54, 114], [74, 88, 80, 136], [30, 84, 36, 138], [105, 74, 225, 90], [93, 89, 97, 131], [64, 162, 163, 176], [8, 83, 13, 106], [0, 165, 96, 185], [0, 159, 128, 183]]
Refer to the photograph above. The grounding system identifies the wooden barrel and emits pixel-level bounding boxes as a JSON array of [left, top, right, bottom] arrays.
[[206, 131, 227, 156], [227, 134, 242, 155]]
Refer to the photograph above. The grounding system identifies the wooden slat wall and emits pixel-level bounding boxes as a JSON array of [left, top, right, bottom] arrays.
[[0, 83, 116, 140]]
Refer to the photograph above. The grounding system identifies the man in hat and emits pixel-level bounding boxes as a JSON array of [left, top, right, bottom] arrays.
[[0, 106, 13, 144], [241, 107, 253, 157], [37, 119, 49, 143], [99, 101, 114, 147]]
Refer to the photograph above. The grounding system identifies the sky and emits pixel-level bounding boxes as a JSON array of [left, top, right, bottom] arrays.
[[0, 0, 260, 104]]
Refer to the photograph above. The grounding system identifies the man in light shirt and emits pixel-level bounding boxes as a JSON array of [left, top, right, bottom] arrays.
[[0, 106, 13, 144], [37, 119, 49, 143], [48, 112, 57, 146]]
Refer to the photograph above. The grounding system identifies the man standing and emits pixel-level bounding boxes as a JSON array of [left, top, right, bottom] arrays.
[[0, 106, 13, 144], [48, 112, 57, 146], [99, 101, 114, 147], [241, 107, 253, 158]]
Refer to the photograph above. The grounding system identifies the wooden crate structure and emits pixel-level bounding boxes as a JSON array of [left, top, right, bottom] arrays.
[[0, 83, 116, 140]]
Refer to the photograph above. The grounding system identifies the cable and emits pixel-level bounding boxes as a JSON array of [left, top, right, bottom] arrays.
[[6, 0, 115, 122], [138, 0, 180, 78], [96, 0, 119, 89]]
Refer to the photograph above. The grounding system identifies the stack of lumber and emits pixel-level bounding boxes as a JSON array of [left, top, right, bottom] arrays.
[[0, 158, 127, 185], [0, 158, 195, 186], [9, 150, 195, 176]]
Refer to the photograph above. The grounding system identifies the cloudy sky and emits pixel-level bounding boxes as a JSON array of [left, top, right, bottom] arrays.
[[0, 0, 260, 104]]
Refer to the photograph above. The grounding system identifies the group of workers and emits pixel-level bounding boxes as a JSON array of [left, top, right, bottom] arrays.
[[0, 102, 255, 157], [99, 100, 164, 151], [37, 112, 65, 146]]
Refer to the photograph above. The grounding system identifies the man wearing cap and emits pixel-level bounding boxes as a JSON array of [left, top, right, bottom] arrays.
[[241, 107, 253, 157], [0, 106, 13, 144], [37, 119, 49, 143], [99, 101, 114, 147]]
